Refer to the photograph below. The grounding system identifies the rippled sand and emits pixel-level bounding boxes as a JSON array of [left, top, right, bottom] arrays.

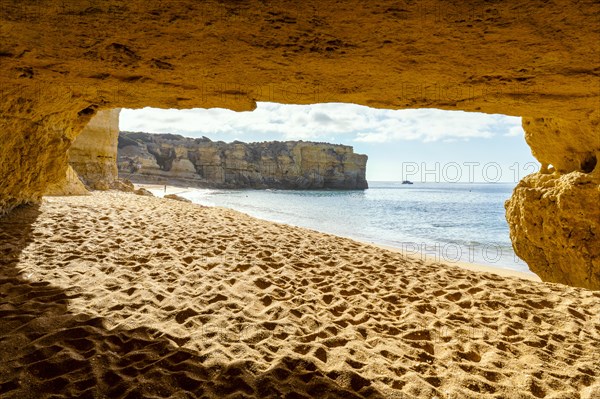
[[1, 192, 598, 398]]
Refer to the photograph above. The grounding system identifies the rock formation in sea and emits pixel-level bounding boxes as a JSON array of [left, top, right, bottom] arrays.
[[0, 1, 598, 289], [117, 132, 368, 190]]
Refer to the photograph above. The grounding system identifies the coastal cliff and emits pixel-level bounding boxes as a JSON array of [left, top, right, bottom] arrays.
[[117, 132, 368, 190]]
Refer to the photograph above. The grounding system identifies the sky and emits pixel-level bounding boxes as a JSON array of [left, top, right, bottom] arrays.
[[120, 103, 538, 183]]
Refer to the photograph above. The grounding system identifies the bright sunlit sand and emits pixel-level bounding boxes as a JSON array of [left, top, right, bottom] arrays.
[[1, 191, 598, 398], [136, 183, 542, 282]]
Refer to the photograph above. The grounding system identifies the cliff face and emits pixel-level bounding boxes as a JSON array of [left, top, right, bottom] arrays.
[[117, 132, 368, 189], [69, 109, 122, 190], [0, 1, 599, 288]]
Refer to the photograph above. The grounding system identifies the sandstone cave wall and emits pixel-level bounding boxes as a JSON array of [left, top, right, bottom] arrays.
[[0, 0, 599, 288], [1, 0, 598, 211], [68, 109, 122, 190], [505, 116, 600, 290], [117, 132, 368, 189]]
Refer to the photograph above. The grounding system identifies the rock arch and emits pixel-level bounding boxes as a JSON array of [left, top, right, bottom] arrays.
[[0, 0, 598, 288]]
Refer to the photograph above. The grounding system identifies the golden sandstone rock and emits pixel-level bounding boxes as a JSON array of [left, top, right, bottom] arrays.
[[505, 163, 600, 290], [0, 1, 598, 288], [43, 165, 89, 196], [118, 131, 368, 189], [68, 109, 122, 190], [505, 117, 600, 289]]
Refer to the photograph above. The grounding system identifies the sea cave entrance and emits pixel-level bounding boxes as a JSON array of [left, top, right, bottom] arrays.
[[69, 104, 541, 277]]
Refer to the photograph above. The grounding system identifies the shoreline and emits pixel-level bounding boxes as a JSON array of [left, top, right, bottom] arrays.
[[372, 242, 541, 282], [136, 183, 541, 282]]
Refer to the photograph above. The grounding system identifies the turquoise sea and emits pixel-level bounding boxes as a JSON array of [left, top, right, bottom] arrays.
[[154, 182, 531, 273]]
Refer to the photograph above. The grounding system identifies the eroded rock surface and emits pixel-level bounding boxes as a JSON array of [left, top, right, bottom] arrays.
[[522, 116, 600, 175], [118, 132, 368, 189], [1, 0, 598, 212], [0, 1, 599, 287], [44, 165, 89, 196], [506, 171, 600, 289], [504, 115, 600, 290], [69, 109, 122, 190]]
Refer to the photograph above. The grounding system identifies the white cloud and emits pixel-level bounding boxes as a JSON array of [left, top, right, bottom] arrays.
[[119, 103, 522, 143], [504, 125, 525, 137]]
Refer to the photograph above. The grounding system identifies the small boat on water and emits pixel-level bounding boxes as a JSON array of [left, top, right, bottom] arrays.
[[401, 180, 414, 185]]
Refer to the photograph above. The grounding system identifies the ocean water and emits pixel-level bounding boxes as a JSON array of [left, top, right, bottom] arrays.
[[158, 182, 530, 273]]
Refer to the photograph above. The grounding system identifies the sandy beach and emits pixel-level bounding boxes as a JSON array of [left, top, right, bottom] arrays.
[[136, 183, 541, 283], [1, 191, 598, 398]]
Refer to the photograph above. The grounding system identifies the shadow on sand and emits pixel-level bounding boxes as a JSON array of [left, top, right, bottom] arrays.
[[0, 205, 388, 399]]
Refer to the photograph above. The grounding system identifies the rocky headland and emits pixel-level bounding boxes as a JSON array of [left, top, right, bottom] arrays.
[[117, 131, 368, 190]]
